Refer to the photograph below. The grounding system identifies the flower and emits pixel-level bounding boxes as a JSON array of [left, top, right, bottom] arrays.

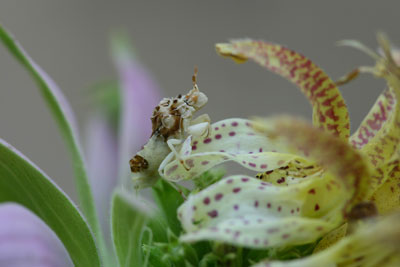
[[153, 37, 400, 265]]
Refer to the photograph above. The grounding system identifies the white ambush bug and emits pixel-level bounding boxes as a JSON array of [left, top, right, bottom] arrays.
[[130, 69, 211, 189]]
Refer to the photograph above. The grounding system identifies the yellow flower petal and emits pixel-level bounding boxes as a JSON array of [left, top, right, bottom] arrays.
[[216, 40, 350, 140]]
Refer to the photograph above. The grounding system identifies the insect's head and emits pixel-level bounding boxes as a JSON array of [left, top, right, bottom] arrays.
[[184, 67, 208, 109]]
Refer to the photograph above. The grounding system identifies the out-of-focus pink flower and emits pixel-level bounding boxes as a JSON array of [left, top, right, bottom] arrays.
[[0, 203, 72, 267]]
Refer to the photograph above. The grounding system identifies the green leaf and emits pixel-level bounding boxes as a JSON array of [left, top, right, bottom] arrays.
[[0, 139, 100, 266], [152, 179, 186, 235], [111, 189, 151, 267], [0, 25, 107, 260]]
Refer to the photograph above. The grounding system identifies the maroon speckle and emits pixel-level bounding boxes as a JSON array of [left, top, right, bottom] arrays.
[[258, 186, 265, 190], [248, 162, 257, 168], [254, 200, 259, 207], [241, 177, 249, 182], [222, 123, 226, 127], [282, 234, 290, 239], [166, 165, 178, 175], [278, 206, 282, 212], [215, 134, 222, 139], [296, 207, 300, 212], [261, 182, 269, 186], [254, 239, 259, 245], [215, 193, 223, 201], [203, 138, 212, 144], [277, 177, 285, 184], [234, 204, 239, 210], [208, 210, 218, 218], [314, 204, 320, 211], [193, 141, 198, 145], [267, 228, 279, 233], [291, 209, 294, 214], [203, 197, 210, 205], [214, 127, 219, 131], [192, 206, 197, 211], [232, 122, 238, 127], [191, 145, 197, 150], [244, 220, 249, 225], [242, 161, 247, 164], [185, 159, 194, 168], [226, 179, 233, 184], [233, 187, 241, 193], [259, 148, 263, 152], [308, 188, 316, 194], [219, 149, 225, 152], [234, 231, 240, 238], [201, 160, 209, 165], [260, 164, 268, 169], [267, 203, 271, 208], [229, 131, 236, 136]]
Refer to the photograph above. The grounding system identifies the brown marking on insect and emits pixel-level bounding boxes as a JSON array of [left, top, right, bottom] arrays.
[[129, 155, 149, 173]]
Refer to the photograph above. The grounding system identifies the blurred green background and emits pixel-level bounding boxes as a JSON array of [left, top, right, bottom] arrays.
[[0, 0, 399, 201]]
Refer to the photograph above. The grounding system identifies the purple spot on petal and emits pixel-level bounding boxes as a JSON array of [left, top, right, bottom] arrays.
[[222, 123, 226, 127], [267, 228, 279, 233], [282, 234, 290, 239], [247, 132, 255, 136], [246, 122, 252, 127], [254, 200, 259, 207], [185, 159, 195, 168], [234, 204, 239, 210], [225, 229, 231, 233], [241, 177, 249, 182], [191, 145, 197, 150], [248, 162, 257, 168], [232, 122, 238, 127], [267, 203, 271, 208], [166, 165, 178, 176], [214, 127, 219, 131], [210, 226, 219, 232], [244, 220, 249, 225], [219, 149, 225, 152], [215, 193, 223, 201], [258, 186, 265, 190], [259, 148, 263, 152], [229, 131, 236, 136], [233, 187, 241, 193], [226, 179, 233, 184], [261, 164, 268, 169], [192, 206, 197, 211], [201, 160, 209, 165], [242, 161, 246, 164], [203, 197, 210, 205], [254, 239, 259, 245], [204, 138, 212, 144], [278, 206, 282, 212], [215, 134, 222, 139], [208, 210, 218, 218], [234, 231, 240, 238], [263, 240, 269, 245]]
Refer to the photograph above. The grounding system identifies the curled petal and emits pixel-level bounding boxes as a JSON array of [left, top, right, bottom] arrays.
[[0, 203, 72, 267], [253, 116, 372, 213], [161, 118, 303, 181], [255, 213, 400, 267], [178, 174, 347, 249], [85, 115, 118, 242], [216, 40, 350, 140], [371, 160, 400, 214]]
